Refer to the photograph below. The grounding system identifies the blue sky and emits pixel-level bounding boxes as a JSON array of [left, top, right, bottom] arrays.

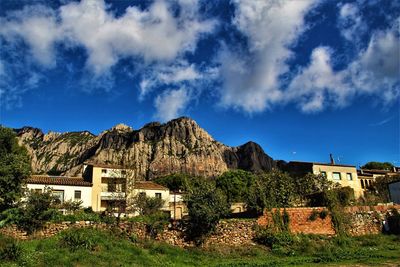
[[0, 0, 399, 167]]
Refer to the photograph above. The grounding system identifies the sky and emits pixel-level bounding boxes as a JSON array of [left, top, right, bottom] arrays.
[[0, 0, 399, 167]]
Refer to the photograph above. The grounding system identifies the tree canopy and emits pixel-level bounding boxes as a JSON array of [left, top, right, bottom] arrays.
[[362, 161, 394, 170], [215, 169, 255, 203], [0, 127, 31, 211], [184, 178, 230, 245]]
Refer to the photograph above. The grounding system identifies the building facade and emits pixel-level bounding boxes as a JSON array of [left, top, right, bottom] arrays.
[[286, 161, 363, 198], [26, 175, 92, 207]]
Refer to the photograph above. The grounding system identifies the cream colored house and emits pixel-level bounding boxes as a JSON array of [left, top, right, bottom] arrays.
[[286, 161, 363, 198], [83, 163, 130, 212], [26, 175, 92, 207]]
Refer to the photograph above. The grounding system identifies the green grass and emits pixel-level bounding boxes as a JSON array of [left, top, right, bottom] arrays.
[[1, 229, 399, 267]]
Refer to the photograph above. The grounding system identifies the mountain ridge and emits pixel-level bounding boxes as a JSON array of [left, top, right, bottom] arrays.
[[15, 117, 276, 179]]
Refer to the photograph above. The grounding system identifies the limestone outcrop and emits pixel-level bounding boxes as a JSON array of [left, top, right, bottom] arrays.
[[16, 117, 275, 179]]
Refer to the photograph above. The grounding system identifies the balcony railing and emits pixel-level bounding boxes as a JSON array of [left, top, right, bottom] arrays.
[[100, 191, 126, 200]]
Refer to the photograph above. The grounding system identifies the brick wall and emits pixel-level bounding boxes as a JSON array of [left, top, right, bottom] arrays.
[[257, 207, 335, 235], [257, 204, 400, 236]]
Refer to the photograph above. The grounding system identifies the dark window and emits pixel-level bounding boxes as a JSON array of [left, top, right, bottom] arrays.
[[121, 170, 126, 175], [139, 192, 146, 198], [361, 180, 365, 189], [102, 169, 107, 174], [155, 193, 162, 199], [74, 190, 81, 200], [320, 171, 327, 177]]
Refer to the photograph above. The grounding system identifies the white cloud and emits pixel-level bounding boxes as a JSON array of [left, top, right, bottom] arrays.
[[0, 0, 216, 75], [337, 3, 367, 43], [287, 26, 399, 112], [154, 87, 190, 122], [218, 0, 318, 113], [0, 5, 60, 67], [139, 61, 203, 99]]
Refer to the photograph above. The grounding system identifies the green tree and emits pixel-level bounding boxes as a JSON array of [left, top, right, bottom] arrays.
[[184, 178, 230, 245], [153, 173, 190, 192], [362, 161, 394, 170], [216, 170, 255, 204], [14, 189, 59, 234], [247, 170, 295, 214], [294, 173, 336, 204], [131, 194, 165, 216], [0, 127, 31, 211]]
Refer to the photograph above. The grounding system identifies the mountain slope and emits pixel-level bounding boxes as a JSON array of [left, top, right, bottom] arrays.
[[16, 117, 275, 179]]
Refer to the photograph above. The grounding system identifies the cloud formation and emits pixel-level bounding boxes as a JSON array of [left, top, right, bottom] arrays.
[[217, 0, 318, 113], [0, 0, 399, 119], [154, 87, 190, 122]]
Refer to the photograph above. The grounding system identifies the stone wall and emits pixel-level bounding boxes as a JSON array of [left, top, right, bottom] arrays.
[[1, 205, 399, 246]]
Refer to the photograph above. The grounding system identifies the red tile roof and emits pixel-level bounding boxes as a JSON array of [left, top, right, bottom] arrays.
[[27, 175, 92, 187], [134, 181, 168, 190]]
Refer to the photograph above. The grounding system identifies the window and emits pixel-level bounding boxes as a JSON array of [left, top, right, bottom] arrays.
[[52, 190, 64, 203], [102, 169, 107, 174], [121, 170, 126, 175], [361, 180, 365, 189], [320, 171, 327, 177], [332, 172, 341, 180], [74, 190, 81, 200], [155, 193, 162, 199], [139, 192, 146, 198], [346, 173, 353, 181]]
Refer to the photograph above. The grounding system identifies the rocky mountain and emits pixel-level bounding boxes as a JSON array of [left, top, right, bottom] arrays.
[[15, 117, 275, 179]]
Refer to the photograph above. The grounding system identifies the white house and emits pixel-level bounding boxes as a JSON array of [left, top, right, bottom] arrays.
[[26, 175, 92, 208]]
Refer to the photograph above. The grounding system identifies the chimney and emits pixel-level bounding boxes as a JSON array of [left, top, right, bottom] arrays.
[[330, 154, 335, 165]]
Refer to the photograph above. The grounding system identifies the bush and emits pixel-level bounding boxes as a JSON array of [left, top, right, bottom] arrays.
[[143, 212, 170, 238], [59, 228, 98, 251], [308, 210, 319, 221], [15, 189, 60, 234], [0, 236, 22, 261], [254, 227, 294, 252]]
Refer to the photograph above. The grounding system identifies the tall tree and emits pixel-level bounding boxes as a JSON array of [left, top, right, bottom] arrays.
[[216, 169, 255, 204], [0, 127, 31, 211]]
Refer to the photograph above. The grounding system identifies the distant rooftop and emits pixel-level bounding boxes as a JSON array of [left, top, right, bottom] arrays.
[[134, 181, 168, 191]]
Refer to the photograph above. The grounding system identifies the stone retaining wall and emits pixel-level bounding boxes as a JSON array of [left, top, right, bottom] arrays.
[[1, 205, 399, 246]]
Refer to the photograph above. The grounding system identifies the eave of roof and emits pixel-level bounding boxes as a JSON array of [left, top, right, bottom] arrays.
[[27, 175, 92, 187]]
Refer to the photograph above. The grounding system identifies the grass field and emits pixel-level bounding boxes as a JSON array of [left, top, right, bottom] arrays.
[[1, 228, 399, 267]]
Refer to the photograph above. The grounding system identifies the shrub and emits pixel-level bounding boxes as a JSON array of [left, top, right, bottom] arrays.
[[0, 236, 22, 261], [254, 227, 294, 250], [319, 209, 328, 219], [15, 189, 60, 234], [59, 228, 98, 251], [143, 212, 170, 238], [308, 210, 319, 221]]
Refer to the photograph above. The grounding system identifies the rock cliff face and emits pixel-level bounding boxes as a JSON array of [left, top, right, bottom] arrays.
[[16, 117, 275, 179]]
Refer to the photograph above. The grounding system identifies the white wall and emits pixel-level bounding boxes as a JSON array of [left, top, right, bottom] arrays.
[[27, 183, 92, 208]]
